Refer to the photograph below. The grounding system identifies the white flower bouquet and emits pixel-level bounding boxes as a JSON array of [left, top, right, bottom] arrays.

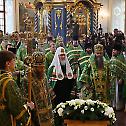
[[53, 99, 116, 125]]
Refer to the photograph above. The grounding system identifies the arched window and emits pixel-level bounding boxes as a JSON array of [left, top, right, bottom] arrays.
[[0, 0, 5, 33]]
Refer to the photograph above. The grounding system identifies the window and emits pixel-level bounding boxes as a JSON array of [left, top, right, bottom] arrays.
[[0, 0, 5, 33], [5, 0, 14, 33]]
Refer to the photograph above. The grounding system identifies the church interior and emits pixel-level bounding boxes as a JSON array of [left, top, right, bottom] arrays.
[[0, 0, 126, 126]]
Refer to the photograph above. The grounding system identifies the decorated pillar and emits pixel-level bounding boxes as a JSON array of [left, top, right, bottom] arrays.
[[48, 11, 52, 33], [93, 3, 101, 34], [34, 11, 40, 32], [92, 10, 97, 33], [46, 5, 53, 33], [66, 4, 72, 41], [96, 9, 99, 34], [34, 1, 43, 32]]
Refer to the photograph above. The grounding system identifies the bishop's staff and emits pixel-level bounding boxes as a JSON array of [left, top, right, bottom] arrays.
[[26, 31, 34, 126], [25, 32, 33, 103], [26, 59, 32, 126], [28, 63, 32, 102]]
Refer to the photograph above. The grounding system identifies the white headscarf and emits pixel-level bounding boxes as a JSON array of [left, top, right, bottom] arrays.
[[49, 47, 73, 80]]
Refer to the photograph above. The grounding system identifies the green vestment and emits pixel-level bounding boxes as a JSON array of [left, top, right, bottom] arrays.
[[0, 71, 30, 126], [79, 54, 111, 104], [110, 54, 126, 109], [66, 45, 83, 74], [16, 42, 27, 62], [21, 69, 55, 126], [45, 51, 55, 75]]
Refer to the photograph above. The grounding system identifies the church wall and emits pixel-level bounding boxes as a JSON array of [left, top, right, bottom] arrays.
[[97, 0, 109, 33], [111, 0, 125, 33], [98, 0, 125, 33]]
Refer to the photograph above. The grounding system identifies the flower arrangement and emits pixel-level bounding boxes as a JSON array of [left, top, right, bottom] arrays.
[[53, 99, 116, 125]]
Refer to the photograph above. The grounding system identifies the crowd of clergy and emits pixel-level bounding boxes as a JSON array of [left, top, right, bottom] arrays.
[[0, 27, 126, 126]]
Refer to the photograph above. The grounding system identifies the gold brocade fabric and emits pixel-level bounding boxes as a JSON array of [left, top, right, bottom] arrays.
[[32, 75, 54, 126], [94, 69, 108, 104], [79, 55, 111, 104]]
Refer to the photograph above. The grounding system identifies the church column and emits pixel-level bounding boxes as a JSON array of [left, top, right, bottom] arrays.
[[34, 11, 40, 32], [124, 0, 126, 34], [48, 11, 52, 33], [66, 5, 71, 41], [45, 4, 53, 33], [93, 4, 101, 34], [96, 9, 99, 34], [39, 10, 43, 32], [94, 7, 100, 34], [13, 0, 19, 31], [108, 0, 113, 32], [93, 10, 97, 33]]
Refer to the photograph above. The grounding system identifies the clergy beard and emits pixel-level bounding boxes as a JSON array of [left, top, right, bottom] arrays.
[[95, 56, 104, 69], [60, 60, 66, 66], [35, 71, 42, 78], [33, 67, 44, 79]]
